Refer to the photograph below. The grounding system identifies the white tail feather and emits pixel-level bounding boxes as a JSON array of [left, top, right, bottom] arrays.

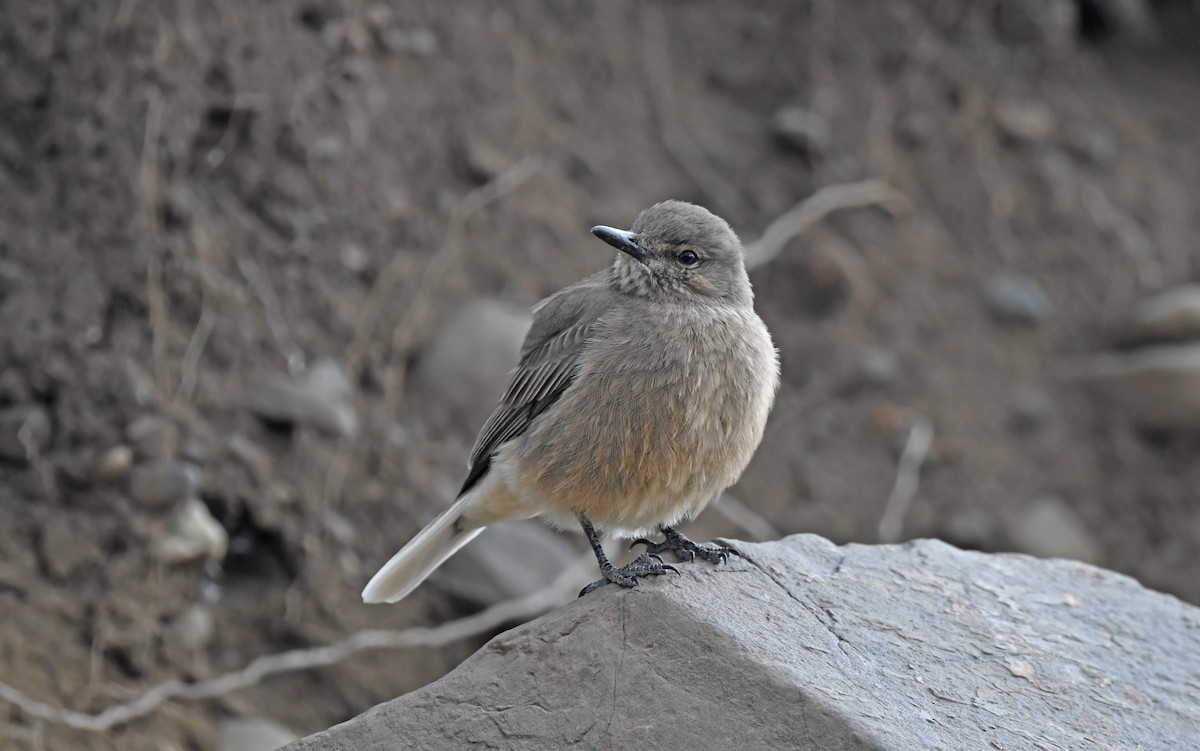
[[362, 497, 484, 604]]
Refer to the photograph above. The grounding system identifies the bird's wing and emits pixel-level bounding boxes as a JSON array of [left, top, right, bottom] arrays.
[[459, 273, 616, 495]]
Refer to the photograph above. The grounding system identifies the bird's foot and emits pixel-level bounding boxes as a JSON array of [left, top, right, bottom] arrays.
[[579, 553, 679, 597], [631, 527, 741, 565]]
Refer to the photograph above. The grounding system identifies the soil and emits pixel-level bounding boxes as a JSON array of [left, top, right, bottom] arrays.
[[2, 1, 1199, 749]]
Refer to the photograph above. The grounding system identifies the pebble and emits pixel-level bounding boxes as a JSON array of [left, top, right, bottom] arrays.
[[1065, 124, 1118, 166], [92, 445, 134, 484], [437, 521, 579, 607], [172, 604, 215, 651], [0, 405, 50, 463], [245, 358, 359, 438], [227, 433, 272, 484], [857, 347, 900, 386], [128, 460, 201, 508], [152, 499, 229, 564], [771, 105, 832, 158], [217, 717, 298, 751], [1006, 497, 1100, 564], [1122, 284, 1200, 346], [126, 414, 177, 460], [339, 243, 370, 274], [994, 98, 1056, 145], [379, 27, 439, 56], [1061, 343, 1200, 429], [412, 299, 532, 426], [1009, 386, 1053, 431], [983, 273, 1053, 326]]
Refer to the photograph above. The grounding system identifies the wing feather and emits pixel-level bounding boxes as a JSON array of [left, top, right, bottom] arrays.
[[458, 274, 616, 495]]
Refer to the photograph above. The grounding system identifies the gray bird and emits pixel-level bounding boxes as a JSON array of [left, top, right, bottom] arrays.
[[363, 200, 779, 603]]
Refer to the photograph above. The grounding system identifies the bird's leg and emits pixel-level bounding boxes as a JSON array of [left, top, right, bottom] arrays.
[[631, 525, 741, 565], [578, 512, 678, 596]]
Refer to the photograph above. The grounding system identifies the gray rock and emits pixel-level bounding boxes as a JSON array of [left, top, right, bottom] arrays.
[[128, 460, 201, 507], [0, 404, 50, 463], [285, 535, 1200, 750], [1122, 284, 1200, 346], [771, 105, 832, 158], [219, 717, 298, 751], [246, 359, 359, 438], [1062, 343, 1200, 429], [436, 521, 580, 607], [1005, 497, 1101, 564], [983, 272, 1053, 326], [411, 299, 532, 426]]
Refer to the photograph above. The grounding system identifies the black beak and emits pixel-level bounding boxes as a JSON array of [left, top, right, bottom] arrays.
[[591, 226, 650, 265]]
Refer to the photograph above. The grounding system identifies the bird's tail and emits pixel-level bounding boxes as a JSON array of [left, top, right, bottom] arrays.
[[361, 496, 484, 604]]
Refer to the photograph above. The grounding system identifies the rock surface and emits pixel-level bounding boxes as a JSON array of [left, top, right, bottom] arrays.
[[286, 535, 1200, 750]]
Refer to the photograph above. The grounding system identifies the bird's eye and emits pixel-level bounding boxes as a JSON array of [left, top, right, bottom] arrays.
[[676, 250, 701, 268]]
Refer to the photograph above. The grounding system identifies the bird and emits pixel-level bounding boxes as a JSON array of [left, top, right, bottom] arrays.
[[362, 200, 779, 603]]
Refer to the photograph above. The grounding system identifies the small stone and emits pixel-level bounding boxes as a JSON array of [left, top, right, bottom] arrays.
[[1009, 386, 1053, 431], [994, 98, 1056, 145], [1062, 343, 1200, 429], [181, 433, 212, 465], [340, 243, 370, 274], [461, 136, 513, 182], [857, 347, 899, 386], [412, 299, 532, 426], [245, 359, 358, 438], [173, 604, 215, 650], [152, 499, 228, 564], [1006, 497, 1100, 564], [1065, 124, 1118, 166], [310, 135, 343, 159], [218, 717, 298, 751], [128, 461, 201, 508], [771, 105, 832, 158], [379, 27, 438, 56], [126, 414, 177, 460], [1122, 284, 1200, 346], [983, 272, 1053, 326], [437, 521, 579, 607], [92, 445, 134, 484], [0, 405, 50, 463]]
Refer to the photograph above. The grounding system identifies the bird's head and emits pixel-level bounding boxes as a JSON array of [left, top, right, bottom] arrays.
[[592, 200, 752, 305]]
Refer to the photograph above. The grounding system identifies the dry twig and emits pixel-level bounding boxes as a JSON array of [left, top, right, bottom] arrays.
[[639, 6, 753, 219], [743, 179, 910, 269], [139, 87, 169, 398], [877, 413, 934, 544], [713, 493, 781, 542], [0, 556, 592, 733]]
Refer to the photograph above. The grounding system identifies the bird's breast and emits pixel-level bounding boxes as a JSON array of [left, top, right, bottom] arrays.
[[510, 302, 778, 532]]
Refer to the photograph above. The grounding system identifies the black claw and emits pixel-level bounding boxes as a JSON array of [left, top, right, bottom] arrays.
[[630, 538, 653, 550], [647, 553, 665, 564]]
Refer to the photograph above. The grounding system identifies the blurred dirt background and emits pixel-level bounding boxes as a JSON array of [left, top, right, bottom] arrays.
[[2, 1, 1199, 748]]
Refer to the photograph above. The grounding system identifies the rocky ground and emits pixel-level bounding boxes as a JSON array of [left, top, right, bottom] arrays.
[[1, 1, 1199, 749]]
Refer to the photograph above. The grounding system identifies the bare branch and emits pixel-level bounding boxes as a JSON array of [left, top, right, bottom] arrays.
[[743, 179, 910, 269], [0, 556, 592, 733], [877, 413, 934, 544], [713, 493, 780, 542]]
